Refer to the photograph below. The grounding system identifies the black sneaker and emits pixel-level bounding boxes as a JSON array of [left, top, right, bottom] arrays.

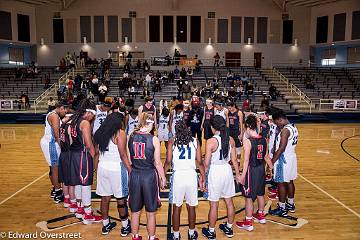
[[188, 230, 198, 240], [202, 227, 216, 240], [53, 190, 64, 203], [269, 205, 288, 217], [171, 232, 181, 240], [120, 220, 131, 237], [219, 222, 234, 238], [102, 221, 117, 235], [286, 202, 296, 213], [50, 187, 55, 198]]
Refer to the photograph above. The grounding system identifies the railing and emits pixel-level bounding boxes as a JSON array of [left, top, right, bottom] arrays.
[[271, 67, 313, 113], [33, 68, 74, 113]]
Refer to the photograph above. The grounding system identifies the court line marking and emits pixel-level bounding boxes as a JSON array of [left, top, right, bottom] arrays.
[[0, 171, 48, 206], [299, 173, 360, 219]]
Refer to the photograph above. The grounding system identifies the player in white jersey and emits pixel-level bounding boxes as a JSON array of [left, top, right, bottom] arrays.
[[169, 104, 184, 138], [268, 109, 298, 217], [164, 120, 205, 240], [125, 109, 139, 135], [94, 112, 132, 236], [214, 99, 229, 127], [158, 108, 170, 147], [92, 97, 112, 135], [202, 116, 241, 240], [40, 101, 68, 202]]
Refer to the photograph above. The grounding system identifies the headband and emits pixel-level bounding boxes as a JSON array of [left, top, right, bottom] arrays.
[[86, 109, 96, 115], [146, 119, 155, 124], [102, 102, 112, 108]]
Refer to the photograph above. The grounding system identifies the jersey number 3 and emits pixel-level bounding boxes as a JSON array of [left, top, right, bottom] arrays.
[[133, 142, 146, 159]]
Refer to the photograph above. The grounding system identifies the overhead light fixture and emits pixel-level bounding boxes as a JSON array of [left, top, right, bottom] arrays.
[[83, 37, 87, 44], [40, 38, 44, 45], [247, 37, 251, 45], [125, 37, 128, 44], [294, 38, 298, 47], [208, 37, 212, 45]]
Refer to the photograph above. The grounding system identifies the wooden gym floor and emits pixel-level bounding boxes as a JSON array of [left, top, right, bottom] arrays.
[[0, 123, 359, 239]]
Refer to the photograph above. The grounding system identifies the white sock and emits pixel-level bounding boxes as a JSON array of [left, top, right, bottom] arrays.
[[64, 195, 70, 199], [209, 227, 215, 233], [75, 185, 82, 199], [226, 222, 232, 228], [121, 219, 128, 228], [103, 218, 109, 226], [245, 216, 252, 221], [173, 231, 180, 238], [258, 210, 264, 214], [288, 198, 294, 204], [84, 206, 92, 214], [188, 229, 195, 235], [279, 201, 286, 209], [149, 236, 156, 240], [81, 185, 92, 206]]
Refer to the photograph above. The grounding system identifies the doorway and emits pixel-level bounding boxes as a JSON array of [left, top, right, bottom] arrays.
[[225, 52, 241, 67], [254, 52, 262, 68]]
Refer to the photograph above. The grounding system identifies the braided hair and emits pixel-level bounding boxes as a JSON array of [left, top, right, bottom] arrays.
[[210, 115, 230, 159], [69, 98, 96, 127], [174, 120, 193, 147], [94, 112, 125, 153]]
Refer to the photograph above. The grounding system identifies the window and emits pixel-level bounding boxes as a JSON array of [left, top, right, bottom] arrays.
[[129, 11, 136, 18], [149, 16, 160, 42], [321, 58, 336, 66], [208, 12, 215, 19]]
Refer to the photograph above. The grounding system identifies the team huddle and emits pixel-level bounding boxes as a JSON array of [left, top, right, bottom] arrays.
[[40, 96, 298, 240]]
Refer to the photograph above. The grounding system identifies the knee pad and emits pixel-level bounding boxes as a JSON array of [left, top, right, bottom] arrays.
[[117, 198, 129, 220]]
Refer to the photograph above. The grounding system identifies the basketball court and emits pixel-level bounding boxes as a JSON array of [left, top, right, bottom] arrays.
[[0, 123, 359, 239]]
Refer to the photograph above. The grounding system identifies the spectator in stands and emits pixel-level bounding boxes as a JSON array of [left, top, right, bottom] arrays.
[[168, 70, 175, 83], [191, 84, 199, 96], [180, 67, 187, 79], [247, 82, 254, 98], [165, 52, 171, 66], [91, 75, 99, 95], [305, 78, 314, 89], [142, 87, 150, 99], [228, 86, 237, 102], [124, 62, 131, 73], [174, 66, 180, 78], [98, 83, 108, 102], [128, 84, 136, 99], [182, 81, 191, 100], [213, 52, 220, 67], [66, 76, 74, 93], [47, 97, 56, 112], [169, 96, 180, 111], [79, 50, 86, 68], [222, 87, 229, 102], [20, 92, 30, 110], [44, 74, 51, 89], [187, 67, 193, 83], [154, 78, 161, 92], [269, 84, 278, 100], [205, 80, 213, 98], [59, 58, 66, 72], [156, 70, 162, 79], [81, 78, 90, 96], [145, 72, 153, 88], [260, 95, 270, 111], [174, 48, 180, 65], [74, 74, 83, 91], [242, 97, 251, 112], [213, 74, 219, 90], [143, 60, 150, 72], [136, 59, 142, 70], [65, 51, 72, 66], [159, 98, 168, 115], [127, 52, 132, 64]]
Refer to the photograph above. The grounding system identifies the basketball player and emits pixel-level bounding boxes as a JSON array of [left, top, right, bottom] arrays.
[[235, 115, 273, 231], [40, 100, 68, 202], [169, 104, 184, 138], [128, 113, 166, 240], [269, 109, 298, 217], [158, 107, 170, 148], [67, 99, 102, 224], [214, 99, 229, 126], [202, 116, 241, 239], [138, 96, 157, 125], [201, 98, 215, 142], [189, 104, 204, 146], [94, 112, 132, 235], [93, 97, 112, 135], [126, 108, 139, 135], [227, 102, 244, 162], [164, 121, 205, 240], [183, 100, 191, 126]]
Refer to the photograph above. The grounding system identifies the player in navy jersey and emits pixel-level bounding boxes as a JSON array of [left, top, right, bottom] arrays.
[[201, 98, 215, 142], [182, 100, 191, 126], [236, 115, 273, 231], [138, 96, 157, 124], [227, 102, 244, 162], [128, 113, 166, 240], [188, 104, 204, 146], [67, 99, 102, 224]]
